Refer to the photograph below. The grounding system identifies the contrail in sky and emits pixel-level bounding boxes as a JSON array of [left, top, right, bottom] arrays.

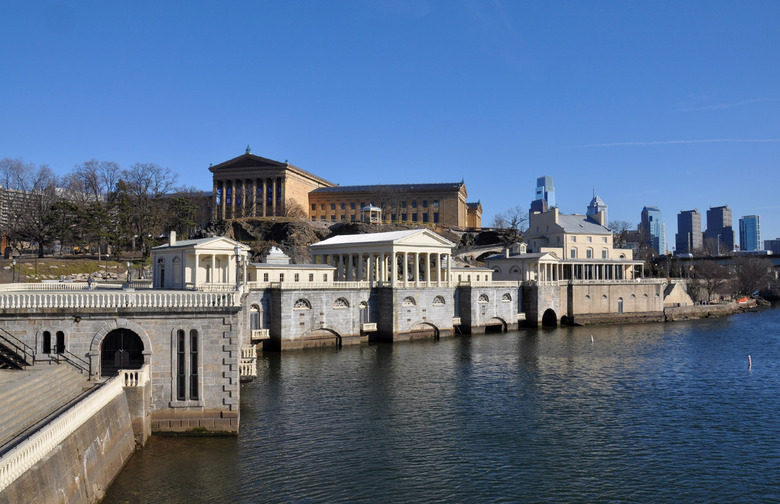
[[580, 139, 780, 147]]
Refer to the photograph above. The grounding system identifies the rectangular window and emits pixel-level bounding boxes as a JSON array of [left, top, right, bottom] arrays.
[[433, 200, 439, 208], [340, 202, 345, 210], [391, 214, 397, 222], [402, 213, 407, 221], [323, 274, 328, 281], [331, 215, 336, 221], [311, 217, 316, 222], [263, 272, 269, 282], [279, 273, 284, 282], [587, 249, 593, 258], [350, 202, 355, 209], [189, 331, 199, 400], [176, 330, 185, 401], [412, 213, 418, 222], [320, 216, 325, 221], [412, 200, 417, 208], [309, 273, 314, 281], [350, 215, 356, 222], [602, 250, 608, 258], [340, 214, 345, 221], [602, 237, 608, 243], [433, 213, 439, 223], [294, 273, 300, 282], [587, 236, 592, 243], [422, 200, 428, 207], [570, 249, 576, 258], [571, 236, 576, 242], [331, 203, 336, 210], [321, 203, 325, 210], [311, 203, 316, 210], [360, 202, 365, 208], [423, 213, 429, 223]]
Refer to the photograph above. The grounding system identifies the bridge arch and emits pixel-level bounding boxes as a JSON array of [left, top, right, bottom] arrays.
[[89, 320, 153, 378], [541, 308, 558, 327], [484, 317, 507, 333], [410, 322, 440, 340], [301, 328, 343, 348]]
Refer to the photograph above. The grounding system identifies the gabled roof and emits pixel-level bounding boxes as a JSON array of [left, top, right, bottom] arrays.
[[152, 236, 250, 252], [310, 182, 464, 194], [556, 214, 612, 235], [310, 229, 456, 249], [208, 152, 335, 186]]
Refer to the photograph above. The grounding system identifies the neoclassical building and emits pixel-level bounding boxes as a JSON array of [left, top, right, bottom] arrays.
[[210, 148, 335, 220], [209, 149, 482, 228]]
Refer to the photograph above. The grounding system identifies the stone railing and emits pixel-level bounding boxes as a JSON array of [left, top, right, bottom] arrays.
[[0, 290, 240, 310], [120, 364, 150, 387], [456, 281, 523, 288], [0, 373, 124, 492], [239, 346, 257, 379], [569, 278, 666, 285], [253, 281, 373, 290], [452, 317, 462, 325], [250, 329, 270, 342], [0, 282, 90, 292]]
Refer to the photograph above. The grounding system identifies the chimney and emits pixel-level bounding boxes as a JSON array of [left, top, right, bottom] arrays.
[[169, 231, 176, 246], [504, 247, 510, 258]]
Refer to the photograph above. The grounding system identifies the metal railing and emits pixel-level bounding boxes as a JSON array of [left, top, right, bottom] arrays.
[[0, 328, 34, 368]]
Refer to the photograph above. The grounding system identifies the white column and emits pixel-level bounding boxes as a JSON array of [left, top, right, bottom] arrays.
[[436, 253, 442, 287], [368, 253, 374, 285], [389, 252, 395, 287], [425, 253, 431, 287], [403, 252, 409, 287], [414, 253, 420, 287], [380, 253, 386, 284], [358, 253, 364, 281], [194, 252, 200, 289], [446, 253, 451, 287]]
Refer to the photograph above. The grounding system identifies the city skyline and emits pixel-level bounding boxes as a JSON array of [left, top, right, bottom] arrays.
[[1, 1, 778, 244]]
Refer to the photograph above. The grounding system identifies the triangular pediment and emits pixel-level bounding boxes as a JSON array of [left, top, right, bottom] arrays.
[[152, 236, 250, 252], [395, 229, 456, 248], [209, 153, 287, 173]]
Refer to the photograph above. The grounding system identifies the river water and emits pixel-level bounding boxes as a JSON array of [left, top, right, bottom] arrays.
[[104, 307, 780, 503]]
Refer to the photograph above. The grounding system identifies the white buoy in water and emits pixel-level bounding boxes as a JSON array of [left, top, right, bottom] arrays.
[[591, 334, 594, 344], [748, 355, 752, 369]]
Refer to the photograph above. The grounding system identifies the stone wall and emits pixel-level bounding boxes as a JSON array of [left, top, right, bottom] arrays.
[[457, 286, 520, 334], [664, 300, 753, 321], [0, 307, 241, 435], [376, 287, 456, 341], [0, 393, 135, 504]]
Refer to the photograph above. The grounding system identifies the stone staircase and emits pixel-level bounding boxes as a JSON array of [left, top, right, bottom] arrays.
[[0, 338, 32, 370], [0, 364, 95, 452]]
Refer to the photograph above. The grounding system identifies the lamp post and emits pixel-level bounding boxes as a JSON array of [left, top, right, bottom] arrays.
[[11, 258, 16, 283], [234, 245, 242, 290], [126, 261, 131, 283]]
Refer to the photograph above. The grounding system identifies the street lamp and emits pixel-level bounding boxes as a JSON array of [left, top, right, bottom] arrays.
[[11, 258, 16, 283], [126, 261, 131, 283], [234, 245, 242, 290]]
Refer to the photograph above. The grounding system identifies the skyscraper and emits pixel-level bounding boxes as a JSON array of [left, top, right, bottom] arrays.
[[530, 176, 555, 213], [704, 205, 734, 254], [739, 215, 761, 251], [587, 194, 608, 224], [640, 206, 666, 255], [675, 209, 702, 255]]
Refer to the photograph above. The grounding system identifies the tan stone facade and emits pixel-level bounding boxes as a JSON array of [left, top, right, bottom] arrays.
[[210, 150, 335, 220], [209, 150, 480, 228], [308, 182, 474, 228]]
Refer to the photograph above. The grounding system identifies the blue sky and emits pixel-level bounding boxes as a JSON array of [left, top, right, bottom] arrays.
[[2, 1, 778, 249]]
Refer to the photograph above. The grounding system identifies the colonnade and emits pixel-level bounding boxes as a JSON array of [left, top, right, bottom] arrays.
[[312, 251, 452, 287], [212, 176, 285, 220]]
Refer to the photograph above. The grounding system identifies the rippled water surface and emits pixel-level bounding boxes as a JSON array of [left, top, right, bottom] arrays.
[[105, 307, 780, 503]]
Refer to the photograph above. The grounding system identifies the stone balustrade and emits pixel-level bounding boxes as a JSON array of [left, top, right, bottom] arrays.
[[248, 281, 374, 290], [360, 322, 377, 332], [0, 290, 240, 310], [250, 329, 270, 342], [0, 373, 125, 492], [239, 346, 257, 379], [121, 364, 150, 387]]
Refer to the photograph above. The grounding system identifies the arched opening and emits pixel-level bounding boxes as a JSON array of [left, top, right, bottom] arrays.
[[55, 331, 65, 354], [101, 328, 144, 377], [410, 322, 440, 340], [42, 331, 52, 354], [541, 309, 558, 327], [302, 328, 343, 348], [484, 317, 507, 333], [618, 297, 624, 314], [157, 258, 166, 288]]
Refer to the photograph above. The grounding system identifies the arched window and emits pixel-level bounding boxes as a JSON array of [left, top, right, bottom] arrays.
[[601, 294, 608, 301], [294, 298, 311, 309], [585, 294, 591, 300], [250, 304, 261, 330], [630, 294, 636, 299], [402, 296, 416, 307], [42, 330, 52, 354], [478, 294, 489, 303], [333, 298, 349, 309], [602, 249, 608, 259], [492, 267, 501, 274], [586, 248, 593, 259], [501, 293, 512, 302], [432, 296, 445, 306], [510, 266, 520, 274], [55, 331, 65, 354]]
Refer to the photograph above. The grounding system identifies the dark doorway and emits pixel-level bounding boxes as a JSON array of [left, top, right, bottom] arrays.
[[101, 328, 144, 376], [541, 309, 558, 327]]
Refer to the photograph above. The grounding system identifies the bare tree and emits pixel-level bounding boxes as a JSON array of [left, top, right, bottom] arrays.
[[115, 163, 178, 258], [492, 205, 528, 232], [733, 255, 774, 295], [283, 198, 308, 219], [609, 220, 633, 248], [7, 164, 61, 257], [691, 260, 733, 303], [0, 157, 29, 190], [70, 159, 120, 204]]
